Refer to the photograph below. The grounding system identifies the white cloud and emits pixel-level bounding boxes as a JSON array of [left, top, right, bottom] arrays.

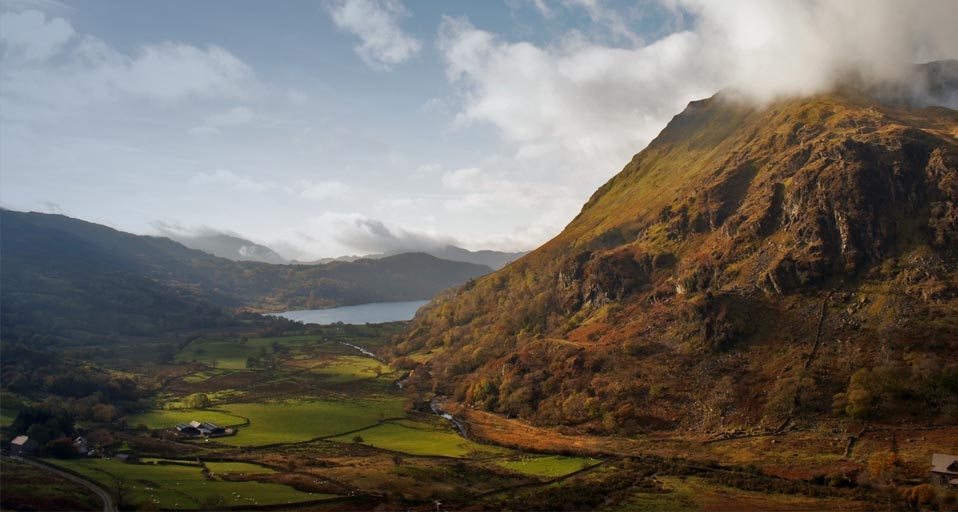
[[0, 10, 258, 108], [560, 0, 643, 45], [439, 0, 958, 194], [677, 0, 958, 104], [0, 9, 74, 62], [440, 167, 483, 190], [190, 169, 274, 192], [311, 212, 457, 254], [187, 125, 222, 137], [439, 16, 718, 174], [298, 179, 351, 201], [206, 106, 255, 127], [188, 106, 255, 136], [326, 0, 421, 70]]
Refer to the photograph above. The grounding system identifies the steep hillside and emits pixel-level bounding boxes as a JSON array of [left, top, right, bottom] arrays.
[[395, 87, 958, 435], [1, 210, 492, 343]]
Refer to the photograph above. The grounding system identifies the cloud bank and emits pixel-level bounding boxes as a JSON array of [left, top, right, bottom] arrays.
[[679, 0, 958, 103], [313, 212, 458, 255], [0, 9, 259, 108], [440, 0, 958, 171]]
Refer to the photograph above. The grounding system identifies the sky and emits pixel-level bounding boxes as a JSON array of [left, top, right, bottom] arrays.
[[2, 0, 956, 260]]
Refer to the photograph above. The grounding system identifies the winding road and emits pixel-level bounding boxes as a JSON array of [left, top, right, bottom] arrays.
[[11, 456, 117, 512]]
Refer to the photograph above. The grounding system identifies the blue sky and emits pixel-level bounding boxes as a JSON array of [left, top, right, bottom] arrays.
[[2, 0, 956, 259]]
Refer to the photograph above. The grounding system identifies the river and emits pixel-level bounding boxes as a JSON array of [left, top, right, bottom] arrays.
[[273, 299, 429, 325]]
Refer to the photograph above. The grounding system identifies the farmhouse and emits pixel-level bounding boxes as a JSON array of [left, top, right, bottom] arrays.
[[932, 453, 958, 488], [173, 420, 236, 438], [11, 435, 38, 455]]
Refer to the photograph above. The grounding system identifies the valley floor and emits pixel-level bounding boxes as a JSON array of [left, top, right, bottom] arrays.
[[3, 323, 956, 511]]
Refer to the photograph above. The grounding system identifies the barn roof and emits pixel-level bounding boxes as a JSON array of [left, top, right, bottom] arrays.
[[932, 454, 958, 475]]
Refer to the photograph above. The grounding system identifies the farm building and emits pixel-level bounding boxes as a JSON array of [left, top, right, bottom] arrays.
[[191, 420, 227, 436], [115, 453, 140, 464], [174, 420, 236, 438], [11, 435, 38, 455], [175, 423, 202, 436], [932, 453, 958, 488], [74, 436, 89, 454]]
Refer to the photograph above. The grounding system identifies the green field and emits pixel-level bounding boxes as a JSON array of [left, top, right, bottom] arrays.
[[50, 458, 331, 510], [209, 398, 403, 446], [127, 409, 247, 430], [311, 355, 387, 383], [0, 408, 16, 428], [175, 333, 387, 371], [136, 460, 277, 476], [331, 420, 509, 458], [129, 398, 404, 447], [495, 455, 602, 478]]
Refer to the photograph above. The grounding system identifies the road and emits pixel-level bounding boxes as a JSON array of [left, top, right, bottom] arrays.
[[11, 456, 117, 512]]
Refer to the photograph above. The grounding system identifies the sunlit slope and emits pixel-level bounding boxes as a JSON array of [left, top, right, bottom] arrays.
[[395, 88, 958, 434]]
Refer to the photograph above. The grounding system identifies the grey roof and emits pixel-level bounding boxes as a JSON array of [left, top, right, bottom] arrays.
[[932, 453, 958, 475]]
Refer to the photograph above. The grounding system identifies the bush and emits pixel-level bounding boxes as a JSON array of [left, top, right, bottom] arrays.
[[902, 484, 936, 509]]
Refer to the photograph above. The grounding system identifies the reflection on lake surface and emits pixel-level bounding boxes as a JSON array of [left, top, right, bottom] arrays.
[[274, 300, 429, 325]]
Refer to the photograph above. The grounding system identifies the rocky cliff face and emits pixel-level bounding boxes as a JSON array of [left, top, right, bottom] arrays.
[[393, 82, 958, 434]]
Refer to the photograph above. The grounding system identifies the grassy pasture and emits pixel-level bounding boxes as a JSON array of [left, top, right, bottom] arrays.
[[205, 461, 278, 476], [176, 332, 389, 374], [310, 355, 386, 383], [50, 458, 328, 510], [0, 408, 15, 427], [127, 409, 246, 430], [495, 454, 602, 478], [331, 420, 510, 458], [210, 398, 404, 446]]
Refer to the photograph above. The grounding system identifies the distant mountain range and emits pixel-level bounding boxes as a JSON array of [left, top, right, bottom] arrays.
[[308, 246, 527, 270], [159, 228, 526, 270], [426, 245, 527, 270], [165, 232, 287, 264], [0, 210, 492, 344]]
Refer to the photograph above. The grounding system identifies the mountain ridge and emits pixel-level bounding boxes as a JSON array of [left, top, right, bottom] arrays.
[[305, 245, 527, 271], [393, 83, 958, 434]]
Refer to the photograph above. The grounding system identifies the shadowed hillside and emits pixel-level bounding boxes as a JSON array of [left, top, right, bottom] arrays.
[[394, 83, 958, 435], [1, 210, 492, 344]]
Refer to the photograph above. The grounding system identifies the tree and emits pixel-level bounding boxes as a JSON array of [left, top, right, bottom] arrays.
[[92, 403, 117, 423], [43, 437, 78, 459], [186, 393, 211, 409]]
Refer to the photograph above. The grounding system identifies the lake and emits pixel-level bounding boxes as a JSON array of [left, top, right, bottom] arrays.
[[274, 300, 430, 325]]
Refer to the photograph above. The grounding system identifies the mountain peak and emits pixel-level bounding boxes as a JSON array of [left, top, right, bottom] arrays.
[[395, 87, 958, 434]]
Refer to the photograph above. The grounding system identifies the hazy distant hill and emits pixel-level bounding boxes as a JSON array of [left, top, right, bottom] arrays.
[[427, 245, 527, 270], [0, 210, 492, 344], [396, 67, 958, 434], [308, 245, 527, 270], [166, 232, 287, 264]]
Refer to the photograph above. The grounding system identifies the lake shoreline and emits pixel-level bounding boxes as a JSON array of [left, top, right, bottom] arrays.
[[270, 299, 429, 325]]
